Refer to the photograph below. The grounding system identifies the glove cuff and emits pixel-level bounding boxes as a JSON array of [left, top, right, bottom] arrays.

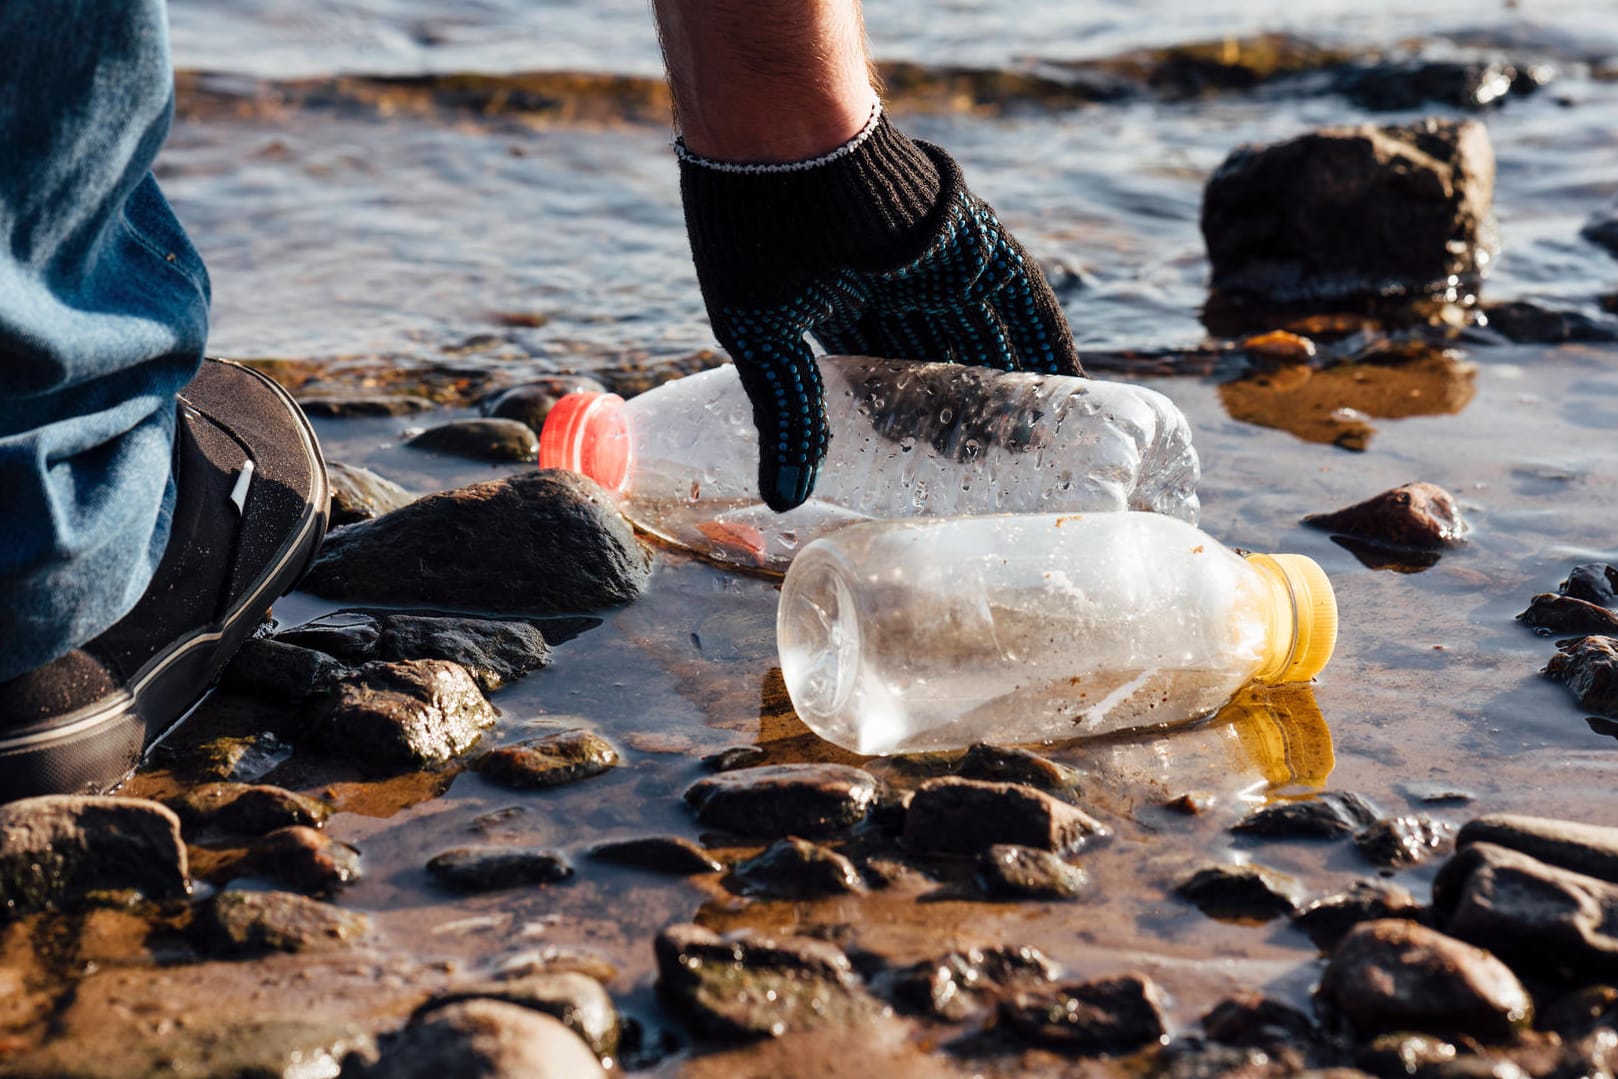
[[678, 106, 951, 308]]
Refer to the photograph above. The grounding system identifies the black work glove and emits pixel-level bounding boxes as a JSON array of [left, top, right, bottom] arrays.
[[678, 109, 1084, 512]]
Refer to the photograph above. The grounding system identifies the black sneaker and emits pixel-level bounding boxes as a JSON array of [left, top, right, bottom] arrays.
[[0, 359, 328, 799]]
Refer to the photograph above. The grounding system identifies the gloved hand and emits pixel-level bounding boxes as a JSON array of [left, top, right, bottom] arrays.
[[678, 107, 1083, 512]]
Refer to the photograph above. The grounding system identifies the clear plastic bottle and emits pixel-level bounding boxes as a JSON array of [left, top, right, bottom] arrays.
[[775, 511, 1337, 756], [538, 355, 1200, 572]]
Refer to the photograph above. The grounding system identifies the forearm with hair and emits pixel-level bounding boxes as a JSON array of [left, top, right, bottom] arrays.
[[652, 0, 879, 163]]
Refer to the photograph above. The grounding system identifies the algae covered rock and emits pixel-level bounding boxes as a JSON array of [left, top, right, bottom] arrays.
[[0, 796, 188, 918]]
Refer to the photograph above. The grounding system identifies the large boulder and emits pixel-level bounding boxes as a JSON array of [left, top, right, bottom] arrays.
[[0, 796, 188, 917]]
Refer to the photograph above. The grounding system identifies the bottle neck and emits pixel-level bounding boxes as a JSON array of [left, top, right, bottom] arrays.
[[1245, 553, 1300, 684]]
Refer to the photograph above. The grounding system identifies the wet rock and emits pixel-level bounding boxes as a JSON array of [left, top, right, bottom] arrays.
[[956, 743, 1082, 795], [165, 783, 330, 835], [12, 1016, 375, 1079], [312, 659, 497, 770], [406, 418, 538, 462], [977, 844, 1092, 901], [221, 637, 350, 701], [1175, 863, 1305, 921], [1540, 985, 1618, 1041], [589, 835, 722, 875], [684, 764, 877, 839], [1201, 119, 1496, 305], [1303, 482, 1469, 551], [1561, 564, 1618, 608], [700, 745, 768, 772], [366, 1000, 604, 1078], [1165, 792, 1214, 816], [1201, 990, 1319, 1050], [0, 796, 188, 917], [275, 609, 382, 663], [297, 393, 436, 417], [479, 376, 608, 435], [1233, 791, 1380, 839], [1332, 55, 1528, 111], [199, 889, 369, 955], [1356, 815, 1455, 868], [1482, 301, 1618, 344], [902, 778, 1110, 854], [728, 838, 866, 899], [1293, 880, 1422, 952], [427, 846, 573, 892], [476, 729, 619, 790], [1517, 594, 1618, 635], [187, 730, 295, 782], [1317, 919, 1532, 1042], [889, 945, 1059, 1021], [304, 470, 651, 613], [1546, 636, 1618, 716], [1457, 813, 1618, 884], [327, 461, 415, 526], [244, 825, 362, 895], [1356, 1033, 1462, 1078], [1401, 781, 1475, 807], [420, 971, 619, 1058], [1432, 841, 1618, 981], [1583, 204, 1618, 259], [377, 614, 550, 692], [1000, 973, 1168, 1053], [653, 924, 881, 1040]]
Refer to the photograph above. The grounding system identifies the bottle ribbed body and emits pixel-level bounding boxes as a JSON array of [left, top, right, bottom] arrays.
[[617, 356, 1200, 571], [776, 512, 1276, 755]]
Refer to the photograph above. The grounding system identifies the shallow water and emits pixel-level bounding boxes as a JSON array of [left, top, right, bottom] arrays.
[[15, 1, 1618, 1074]]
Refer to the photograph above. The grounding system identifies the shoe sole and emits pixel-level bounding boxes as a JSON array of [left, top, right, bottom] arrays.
[[0, 360, 329, 797]]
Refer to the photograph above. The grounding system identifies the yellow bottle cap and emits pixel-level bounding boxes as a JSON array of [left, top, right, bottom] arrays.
[[1245, 553, 1338, 684]]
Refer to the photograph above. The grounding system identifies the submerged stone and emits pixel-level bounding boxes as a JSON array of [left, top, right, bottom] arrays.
[[1546, 636, 1618, 716], [1317, 919, 1532, 1042], [164, 782, 330, 836], [1233, 791, 1380, 839], [588, 835, 722, 875], [427, 846, 573, 892], [684, 764, 878, 838], [903, 778, 1110, 854], [729, 838, 866, 899], [327, 461, 416, 526], [1293, 879, 1422, 952], [476, 729, 619, 790], [977, 844, 1092, 900], [700, 745, 769, 772], [312, 659, 497, 770], [367, 1000, 604, 1078], [653, 924, 880, 1040], [406, 418, 539, 462], [199, 889, 369, 955], [1302, 482, 1469, 551], [420, 971, 619, 1058], [0, 796, 188, 917], [304, 470, 651, 613], [1000, 974, 1168, 1053], [1175, 863, 1304, 921]]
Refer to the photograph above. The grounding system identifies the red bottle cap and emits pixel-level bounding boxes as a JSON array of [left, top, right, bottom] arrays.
[[537, 391, 632, 496]]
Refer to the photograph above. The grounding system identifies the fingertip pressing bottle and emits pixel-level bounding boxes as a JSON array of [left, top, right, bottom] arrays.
[[538, 355, 1200, 572], [775, 511, 1337, 756]]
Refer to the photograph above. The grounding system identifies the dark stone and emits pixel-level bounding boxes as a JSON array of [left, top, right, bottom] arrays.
[[377, 614, 550, 691], [1317, 919, 1532, 1042], [1234, 791, 1380, 839], [1518, 594, 1618, 635], [888, 945, 1060, 1022], [977, 844, 1092, 900], [1202, 990, 1319, 1050], [327, 461, 415, 527], [1431, 841, 1618, 981], [221, 637, 349, 701], [304, 471, 651, 613], [479, 376, 609, 435], [1539, 984, 1618, 1041], [311, 659, 497, 770], [418, 971, 619, 1058], [1331, 56, 1528, 112], [1457, 813, 1618, 885], [1583, 205, 1618, 259], [1201, 119, 1496, 305], [199, 889, 369, 955], [1561, 564, 1618, 608], [653, 924, 880, 1040], [902, 778, 1110, 854], [728, 838, 865, 899], [427, 847, 573, 892], [406, 418, 538, 463], [956, 744, 1082, 795], [684, 764, 877, 839], [1546, 636, 1618, 716], [1356, 815, 1455, 868], [1401, 782, 1475, 807], [187, 731, 295, 783], [1000, 973, 1168, 1053], [1356, 1033, 1462, 1078], [700, 745, 768, 772], [1302, 482, 1469, 551], [275, 610, 382, 663], [1175, 863, 1304, 921], [165, 783, 330, 835], [589, 835, 721, 875], [1293, 880, 1422, 952], [476, 729, 619, 790], [297, 394, 436, 417], [1482, 301, 1618, 344], [0, 796, 188, 917], [365, 1000, 604, 1078], [245, 825, 362, 895]]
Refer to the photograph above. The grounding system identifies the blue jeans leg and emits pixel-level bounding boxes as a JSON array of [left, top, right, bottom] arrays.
[[0, 0, 210, 683]]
